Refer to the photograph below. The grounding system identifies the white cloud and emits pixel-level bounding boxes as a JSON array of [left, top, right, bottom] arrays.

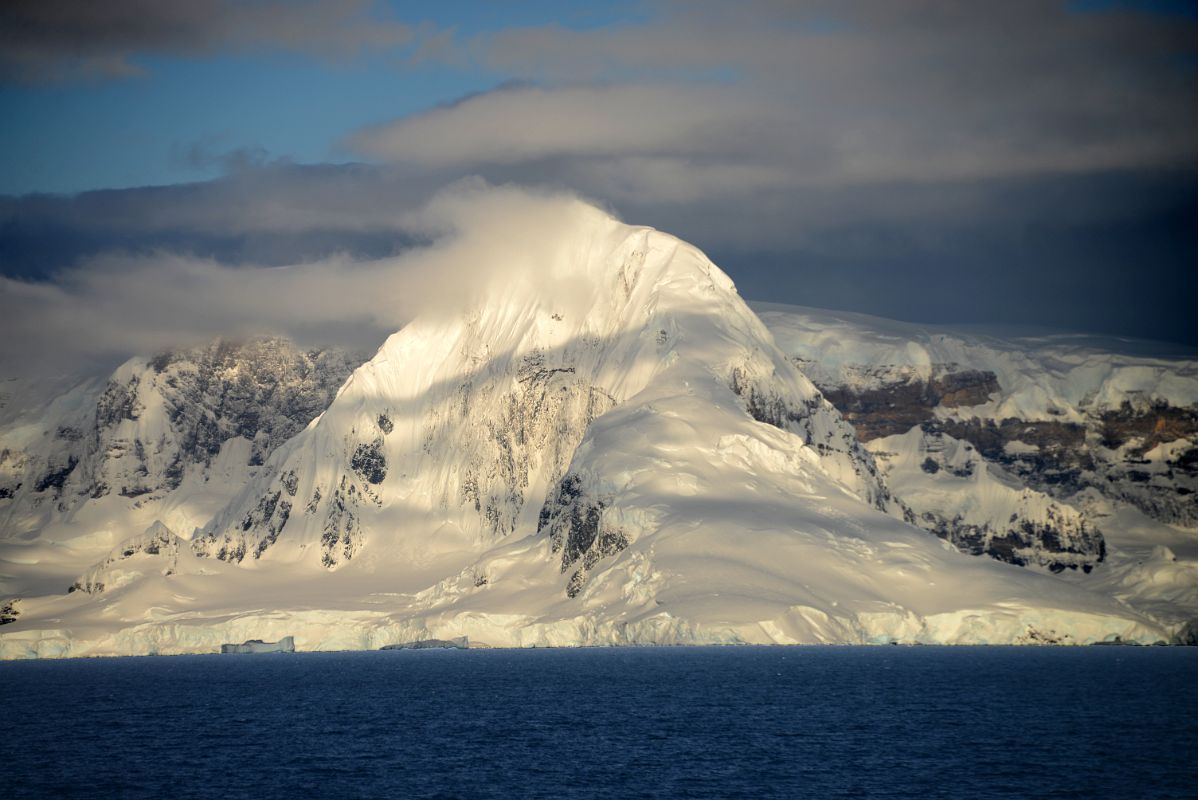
[[351, 84, 750, 166], [0, 182, 615, 375]]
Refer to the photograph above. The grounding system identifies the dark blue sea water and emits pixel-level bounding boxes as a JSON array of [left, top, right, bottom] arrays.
[[2, 646, 1195, 799]]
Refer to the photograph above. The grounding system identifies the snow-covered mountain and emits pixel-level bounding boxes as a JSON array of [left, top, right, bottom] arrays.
[[0, 339, 361, 597], [0, 200, 1189, 657], [191, 217, 896, 579], [756, 304, 1198, 626]]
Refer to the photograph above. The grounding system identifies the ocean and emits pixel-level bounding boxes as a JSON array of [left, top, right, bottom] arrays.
[[2, 646, 1194, 799]]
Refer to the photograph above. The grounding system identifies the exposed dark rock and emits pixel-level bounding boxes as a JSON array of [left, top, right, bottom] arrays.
[[729, 363, 896, 513], [941, 418, 1086, 462], [516, 350, 576, 384], [155, 338, 361, 471], [729, 365, 802, 430], [892, 425, 1106, 572], [540, 473, 629, 597], [253, 500, 290, 559], [1171, 619, 1198, 646], [1100, 402, 1198, 455], [320, 476, 360, 568], [96, 377, 142, 427], [377, 413, 394, 435], [4, 337, 362, 530], [566, 569, 586, 599], [34, 456, 78, 493], [242, 491, 281, 531], [148, 351, 175, 373], [162, 457, 185, 492], [936, 371, 1002, 407], [381, 636, 469, 650], [0, 599, 19, 625], [70, 523, 182, 593], [55, 426, 83, 442], [821, 370, 999, 440], [351, 438, 387, 485], [816, 363, 1198, 526]]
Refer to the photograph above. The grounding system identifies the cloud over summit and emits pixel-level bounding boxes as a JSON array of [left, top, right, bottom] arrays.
[[0, 182, 615, 376]]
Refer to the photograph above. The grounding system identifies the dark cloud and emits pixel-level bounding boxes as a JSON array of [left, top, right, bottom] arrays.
[[715, 171, 1198, 349], [173, 140, 274, 175], [0, 0, 413, 82], [340, 0, 1198, 346], [0, 163, 445, 287], [2, 163, 1195, 355]]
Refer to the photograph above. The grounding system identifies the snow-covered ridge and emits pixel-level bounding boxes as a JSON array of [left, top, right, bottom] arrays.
[[756, 303, 1198, 420]]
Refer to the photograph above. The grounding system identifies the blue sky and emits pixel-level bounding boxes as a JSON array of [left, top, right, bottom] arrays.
[[2, 53, 475, 192], [0, 1, 651, 194]]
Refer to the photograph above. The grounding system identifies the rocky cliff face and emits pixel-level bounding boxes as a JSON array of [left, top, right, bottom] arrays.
[[819, 368, 1000, 440], [0, 338, 362, 551], [759, 304, 1198, 529], [69, 521, 188, 595], [833, 383, 1198, 529], [869, 423, 1106, 572]]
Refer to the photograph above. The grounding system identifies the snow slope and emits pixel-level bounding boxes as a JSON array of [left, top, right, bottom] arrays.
[[0, 195, 1179, 656]]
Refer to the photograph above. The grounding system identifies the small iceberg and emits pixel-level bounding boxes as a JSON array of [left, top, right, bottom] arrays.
[[220, 636, 295, 654]]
